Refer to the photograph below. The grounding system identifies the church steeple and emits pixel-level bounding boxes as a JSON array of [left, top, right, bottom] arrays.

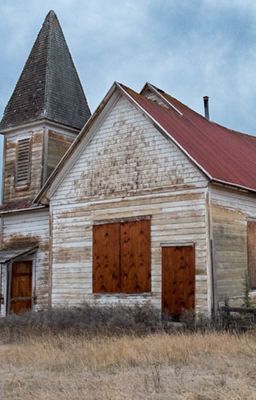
[[0, 10, 90, 131], [0, 11, 91, 209]]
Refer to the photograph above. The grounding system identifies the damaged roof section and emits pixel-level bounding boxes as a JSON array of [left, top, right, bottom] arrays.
[[0, 10, 91, 131], [0, 199, 46, 214], [0, 246, 38, 264]]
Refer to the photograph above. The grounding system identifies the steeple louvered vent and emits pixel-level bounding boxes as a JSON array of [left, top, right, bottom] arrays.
[[15, 138, 31, 187]]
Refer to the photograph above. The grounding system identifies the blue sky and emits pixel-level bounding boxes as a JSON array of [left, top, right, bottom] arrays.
[[0, 0, 256, 196]]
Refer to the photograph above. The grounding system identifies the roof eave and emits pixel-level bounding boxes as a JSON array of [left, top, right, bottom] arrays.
[[0, 205, 47, 215], [210, 179, 256, 195]]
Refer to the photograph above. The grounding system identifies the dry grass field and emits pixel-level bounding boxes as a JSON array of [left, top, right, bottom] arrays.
[[1, 332, 256, 400]]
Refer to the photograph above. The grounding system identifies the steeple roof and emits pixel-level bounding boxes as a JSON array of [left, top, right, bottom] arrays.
[[0, 10, 91, 131]]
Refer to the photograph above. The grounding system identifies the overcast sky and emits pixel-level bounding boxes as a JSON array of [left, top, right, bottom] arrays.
[[0, 0, 256, 190]]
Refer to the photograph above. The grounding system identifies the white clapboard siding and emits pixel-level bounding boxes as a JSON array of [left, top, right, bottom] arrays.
[[2, 208, 49, 313], [53, 96, 207, 202], [209, 184, 256, 307], [50, 94, 210, 314], [3, 128, 44, 204]]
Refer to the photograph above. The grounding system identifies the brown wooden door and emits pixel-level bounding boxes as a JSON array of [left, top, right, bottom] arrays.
[[10, 261, 33, 314], [162, 245, 195, 318]]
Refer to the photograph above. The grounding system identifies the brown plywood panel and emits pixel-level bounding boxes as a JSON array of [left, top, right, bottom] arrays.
[[10, 261, 32, 314], [120, 220, 151, 293], [247, 221, 256, 289], [162, 246, 195, 318], [93, 223, 120, 293]]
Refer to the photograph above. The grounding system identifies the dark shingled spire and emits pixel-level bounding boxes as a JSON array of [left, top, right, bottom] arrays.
[[0, 10, 91, 131]]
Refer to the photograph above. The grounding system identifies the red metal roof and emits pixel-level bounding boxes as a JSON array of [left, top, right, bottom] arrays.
[[121, 84, 256, 192]]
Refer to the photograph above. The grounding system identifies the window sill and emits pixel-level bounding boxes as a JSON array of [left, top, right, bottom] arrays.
[[15, 184, 30, 191], [93, 292, 153, 298]]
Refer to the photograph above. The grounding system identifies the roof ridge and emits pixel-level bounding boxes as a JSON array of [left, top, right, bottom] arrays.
[[154, 86, 256, 140], [43, 11, 52, 119]]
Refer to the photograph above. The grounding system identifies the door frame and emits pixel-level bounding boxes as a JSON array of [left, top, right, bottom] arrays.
[[6, 255, 36, 315], [161, 241, 196, 317]]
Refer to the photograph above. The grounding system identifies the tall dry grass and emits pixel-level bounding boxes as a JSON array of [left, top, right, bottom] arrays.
[[1, 332, 256, 400]]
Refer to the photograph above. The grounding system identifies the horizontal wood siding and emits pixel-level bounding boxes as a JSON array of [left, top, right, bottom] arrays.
[[53, 96, 207, 202], [210, 185, 256, 308], [51, 191, 208, 311], [49, 95, 209, 312], [3, 128, 44, 204], [2, 209, 49, 314]]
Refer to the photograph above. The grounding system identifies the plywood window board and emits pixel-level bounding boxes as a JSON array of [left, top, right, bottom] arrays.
[[93, 219, 151, 293], [247, 221, 256, 290]]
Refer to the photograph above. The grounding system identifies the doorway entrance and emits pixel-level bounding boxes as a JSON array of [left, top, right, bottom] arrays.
[[162, 245, 195, 318], [9, 261, 33, 314]]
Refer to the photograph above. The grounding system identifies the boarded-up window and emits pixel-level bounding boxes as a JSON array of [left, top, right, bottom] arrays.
[[247, 221, 256, 290], [46, 132, 72, 180], [15, 138, 31, 187], [93, 219, 151, 293]]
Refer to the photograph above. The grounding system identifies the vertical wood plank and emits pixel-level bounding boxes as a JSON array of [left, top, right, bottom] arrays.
[[247, 221, 256, 289], [120, 219, 151, 293], [93, 223, 120, 292], [162, 245, 195, 318], [10, 261, 32, 314]]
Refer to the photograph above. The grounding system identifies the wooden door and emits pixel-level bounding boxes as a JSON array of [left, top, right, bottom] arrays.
[[10, 261, 33, 314], [162, 246, 195, 318]]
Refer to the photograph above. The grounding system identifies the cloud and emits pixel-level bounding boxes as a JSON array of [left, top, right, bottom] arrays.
[[0, 0, 256, 135]]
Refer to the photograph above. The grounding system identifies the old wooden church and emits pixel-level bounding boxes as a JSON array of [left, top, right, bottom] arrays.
[[1, 11, 256, 318]]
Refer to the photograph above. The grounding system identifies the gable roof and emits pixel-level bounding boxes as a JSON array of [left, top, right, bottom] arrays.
[[128, 83, 256, 192], [35, 81, 256, 204], [0, 10, 91, 131]]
